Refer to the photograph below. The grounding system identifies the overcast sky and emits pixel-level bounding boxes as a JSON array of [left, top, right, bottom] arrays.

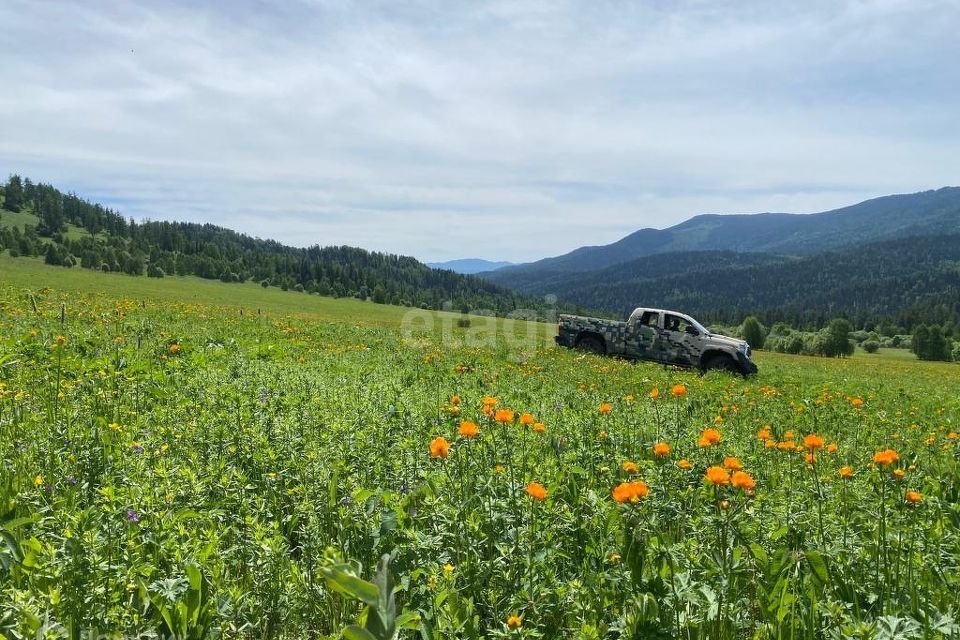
[[1, 0, 958, 263]]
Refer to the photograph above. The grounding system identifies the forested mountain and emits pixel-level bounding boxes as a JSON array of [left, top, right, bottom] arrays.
[[0, 175, 558, 316], [545, 234, 960, 332], [486, 187, 960, 287]]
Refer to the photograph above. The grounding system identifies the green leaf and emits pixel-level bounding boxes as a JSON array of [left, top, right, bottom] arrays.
[[342, 625, 378, 640], [321, 566, 380, 607], [805, 550, 829, 586]]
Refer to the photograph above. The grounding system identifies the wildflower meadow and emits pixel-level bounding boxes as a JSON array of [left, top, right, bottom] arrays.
[[1, 282, 958, 639]]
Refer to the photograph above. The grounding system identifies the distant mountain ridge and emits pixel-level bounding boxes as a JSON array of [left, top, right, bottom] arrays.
[[427, 258, 513, 274], [534, 234, 960, 330], [485, 187, 960, 290]]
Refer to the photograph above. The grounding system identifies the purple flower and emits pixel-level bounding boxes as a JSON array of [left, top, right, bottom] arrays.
[[126, 508, 141, 523], [339, 496, 352, 506], [66, 475, 77, 485], [131, 443, 144, 454]]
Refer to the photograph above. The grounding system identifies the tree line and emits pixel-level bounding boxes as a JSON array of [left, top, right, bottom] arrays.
[[0, 175, 563, 317]]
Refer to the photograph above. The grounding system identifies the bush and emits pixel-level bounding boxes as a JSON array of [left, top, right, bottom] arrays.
[[740, 316, 767, 351], [862, 340, 880, 354], [953, 341, 960, 362]]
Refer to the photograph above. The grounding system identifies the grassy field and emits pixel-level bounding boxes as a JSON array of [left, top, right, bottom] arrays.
[[1, 257, 958, 639], [0, 208, 97, 242]]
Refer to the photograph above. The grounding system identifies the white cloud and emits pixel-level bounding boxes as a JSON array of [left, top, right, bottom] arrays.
[[1, 0, 958, 262]]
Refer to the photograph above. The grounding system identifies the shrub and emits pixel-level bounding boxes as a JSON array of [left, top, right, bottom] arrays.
[[862, 340, 880, 354]]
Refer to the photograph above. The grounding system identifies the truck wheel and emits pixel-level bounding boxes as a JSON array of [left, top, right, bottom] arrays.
[[576, 335, 605, 354], [704, 354, 737, 374]]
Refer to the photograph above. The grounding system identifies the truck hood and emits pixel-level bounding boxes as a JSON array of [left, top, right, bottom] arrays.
[[707, 333, 748, 350]]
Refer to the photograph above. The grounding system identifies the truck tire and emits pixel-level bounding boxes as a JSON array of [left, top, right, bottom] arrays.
[[704, 354, 738, 374], [576, 335, 605, 354]]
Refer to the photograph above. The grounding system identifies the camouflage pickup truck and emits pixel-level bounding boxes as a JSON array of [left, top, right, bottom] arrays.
[[555, 307, 758, 376]]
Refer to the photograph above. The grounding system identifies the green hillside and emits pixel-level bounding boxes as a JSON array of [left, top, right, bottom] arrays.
[[0, 175, 563, 319], [487, 187, 960, 280]]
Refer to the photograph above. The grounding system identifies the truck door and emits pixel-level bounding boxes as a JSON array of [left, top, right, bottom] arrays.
[[626, 310, 661, 359], [662, 313, 698, 366]]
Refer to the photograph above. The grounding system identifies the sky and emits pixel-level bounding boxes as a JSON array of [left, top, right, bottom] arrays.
[[1, 0, 958, 263]]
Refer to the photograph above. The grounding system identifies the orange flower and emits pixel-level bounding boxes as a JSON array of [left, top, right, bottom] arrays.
[[526, 482, 547, 501], [458, 421, 479, 438], [764, 439, 777, 449], [777, 441, 795, 452], [873, 449, 899, 466], [948, 432, 958, 440], [723, 457, 742, 471], [612, 480, 649, 503], [757, 427, 771, 440], [653, 442, 670, 457], [671, 384, 687, 398], [169, 343, 180, 354], [532, 422, 546, 433], [850, 397, 864, 408], [805, 453, 816, 464], [450, 395, 461, 405], [838, 466, 854, 479], [677, 458, 693, 470], [622, 461, 639, 474], [519, 412, 535, 426], [598, 402, 613, 414], [494, 409, 515, 423], [599, 430, 608, 440], [905, 490, 922, 504], [506, 615, 522, 630], [649, 387, 660, 400], [826, 442, 838, 453], [804, 434, 824, 450], [705, 466, 730, 486], [698, 428, 721, 448], [731, 470, 756, 491], [429, 436, 450, 458], [784, 430, 795, 440]]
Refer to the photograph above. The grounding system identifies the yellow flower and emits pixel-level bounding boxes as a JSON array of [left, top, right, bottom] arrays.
[[621, 461, 639, 474], [731, 471, 756, 491], [429, 436, 450, 459], [612, 480, 649, 503], [34, 474, 44, 487], [722, 456, 742, 471], [506, 615, 522, 630], [873, 449, 899, 466], [458, 421, 479, 438], [443, 563, 454, 574], [526, 482, 547, 501], [705, 466, 730, 486], [698, 428, 721, 448]]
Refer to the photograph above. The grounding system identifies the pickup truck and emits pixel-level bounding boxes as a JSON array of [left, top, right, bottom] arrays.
[[555, 307, 758, 376]]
